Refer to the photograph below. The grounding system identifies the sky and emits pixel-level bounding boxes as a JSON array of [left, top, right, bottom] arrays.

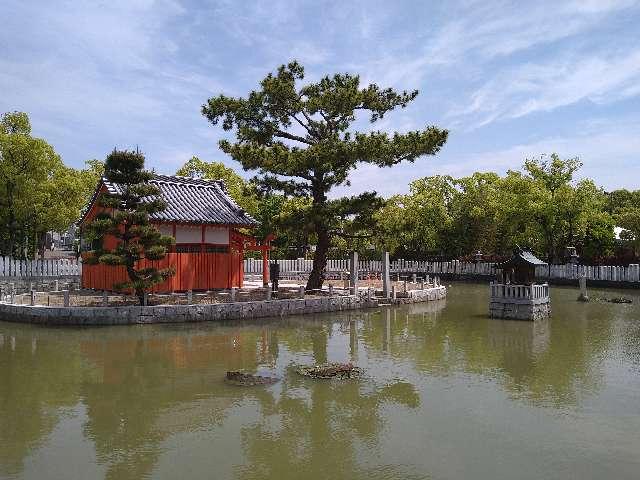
[[2, 0, 640, 197]]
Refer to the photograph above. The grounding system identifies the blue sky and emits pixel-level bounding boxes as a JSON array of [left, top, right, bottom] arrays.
[[2, 0, 640, 196]]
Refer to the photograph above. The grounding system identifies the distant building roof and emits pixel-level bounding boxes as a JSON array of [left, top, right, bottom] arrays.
[[498, 248, 547, 268], [81, 174, 258, 227]]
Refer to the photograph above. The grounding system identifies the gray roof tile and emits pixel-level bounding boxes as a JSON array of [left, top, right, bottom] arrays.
[[83, 174, 258, 226]]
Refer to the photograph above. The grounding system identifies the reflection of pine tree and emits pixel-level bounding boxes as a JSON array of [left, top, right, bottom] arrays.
[[235, 320, 421, 480]]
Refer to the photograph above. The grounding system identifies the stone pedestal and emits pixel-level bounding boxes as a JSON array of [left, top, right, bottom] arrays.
[[489, 283, 551, 321], [489, 300, 551, 321]]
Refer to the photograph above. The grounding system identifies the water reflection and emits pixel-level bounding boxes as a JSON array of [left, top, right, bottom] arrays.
[[1, 284, 639, 479]]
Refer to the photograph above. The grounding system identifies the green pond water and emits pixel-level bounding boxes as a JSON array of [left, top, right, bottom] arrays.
[[1, 283, 640, 480]]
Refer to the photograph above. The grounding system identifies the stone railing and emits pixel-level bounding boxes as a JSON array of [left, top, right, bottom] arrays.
[[490, 283, 550, 302]]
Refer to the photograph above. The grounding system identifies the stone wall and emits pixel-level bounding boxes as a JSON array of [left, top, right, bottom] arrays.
[[0, 276, 80, 293], [0, 286, 447, 326]]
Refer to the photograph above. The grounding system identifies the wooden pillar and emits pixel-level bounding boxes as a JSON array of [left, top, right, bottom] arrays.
[[262, 246, 269, 287]]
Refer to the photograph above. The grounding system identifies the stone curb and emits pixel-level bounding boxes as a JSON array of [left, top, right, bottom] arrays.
[[0, 287, 446, 326]]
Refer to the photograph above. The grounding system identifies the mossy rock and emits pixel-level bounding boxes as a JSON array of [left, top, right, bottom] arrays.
[[296, 362, 363, 379], [225, 371, 280, 386]]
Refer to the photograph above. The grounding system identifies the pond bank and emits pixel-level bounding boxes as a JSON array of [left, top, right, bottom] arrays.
[[0, 285, 446, 326]]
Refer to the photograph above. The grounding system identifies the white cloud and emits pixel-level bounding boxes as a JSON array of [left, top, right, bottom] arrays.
[[335, 118, 640, 197], [449, 49, 640, 128]]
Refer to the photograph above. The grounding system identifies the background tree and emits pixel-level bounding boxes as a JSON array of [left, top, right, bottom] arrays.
[[374, 155, 615, 263], [202, 61, 448, 289], [616, 208, 640, 256], [0, 111, 103, 259], [522, 154, 609, 263], [84, 150, 174, 304], [375, 176, 453, 258]]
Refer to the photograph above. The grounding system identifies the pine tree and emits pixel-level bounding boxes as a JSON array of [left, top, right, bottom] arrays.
[[202, 61, 448, 289], [84, 149, 174, 304]]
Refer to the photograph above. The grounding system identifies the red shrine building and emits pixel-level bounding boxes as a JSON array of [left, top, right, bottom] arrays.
[[79, 175, 270, 292]]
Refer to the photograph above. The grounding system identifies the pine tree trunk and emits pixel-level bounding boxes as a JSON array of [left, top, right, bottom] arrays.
[[306, 227, 329, 291]]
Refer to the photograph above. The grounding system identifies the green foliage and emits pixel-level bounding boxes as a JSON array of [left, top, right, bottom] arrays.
[[375, 154, 616, 263], [202, 61, 448, 288], [84, 150, 174, 303], [616, 208, 640, 256], [0, 111, 101, 258]]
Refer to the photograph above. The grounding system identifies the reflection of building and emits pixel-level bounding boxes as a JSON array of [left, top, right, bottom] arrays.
[[490, 249, 550, 321], [79, 175, 261, 291], [487, 318, 550, 357]]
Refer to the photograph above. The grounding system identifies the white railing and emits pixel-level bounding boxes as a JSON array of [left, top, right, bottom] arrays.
[[0, 256, 82, 277], [244, 258, 640, 283], [490, 283, 549, 300]]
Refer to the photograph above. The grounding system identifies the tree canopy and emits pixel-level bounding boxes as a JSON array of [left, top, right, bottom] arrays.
[[376, 154, 619, 263], [202, 61, 448, 288], [0, 111, 100, 259]]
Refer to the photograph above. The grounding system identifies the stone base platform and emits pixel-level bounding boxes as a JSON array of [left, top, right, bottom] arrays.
[[0, 286, 446, 326], [489, 299, 551, 321]]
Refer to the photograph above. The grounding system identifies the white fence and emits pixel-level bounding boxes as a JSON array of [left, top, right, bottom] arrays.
[[244, 258, 640, 283], [0, 257, 82, 277], [245, 259, 495, 276]]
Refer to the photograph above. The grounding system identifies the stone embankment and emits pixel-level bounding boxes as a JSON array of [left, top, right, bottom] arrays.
[[0, 286, 446, 326]]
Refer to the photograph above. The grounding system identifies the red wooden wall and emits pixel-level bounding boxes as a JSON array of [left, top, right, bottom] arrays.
[[82, 252, 244, 292]]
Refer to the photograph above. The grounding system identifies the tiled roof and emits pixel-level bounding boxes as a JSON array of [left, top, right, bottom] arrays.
[[499, 248, 547, 267], [82, 174, 257, 226]]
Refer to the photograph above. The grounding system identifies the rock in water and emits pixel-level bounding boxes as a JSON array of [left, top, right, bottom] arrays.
[[296, 362, 363, 379], [609, 297, 632, 304], [225, 371, 279, 386]]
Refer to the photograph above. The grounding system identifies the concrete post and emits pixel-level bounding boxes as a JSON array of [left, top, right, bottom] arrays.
[[230, 287, 236, 302], [143, 292, 148, 307], [391, 285, 397, 300], [578, 275, 589, 302], [403, 280, 407, 294], [63, 290, 70, 307], [420, 280, 425, 290], [382, 251, 391, 298], [367, 287, 372, 301], [0, 286, 4, 302], [328, 284, 334, 296], [54, 279, 59, 292], [102, 290, 108, 307], [298, 286, 305, 299], [187, 290, 193, 304], [412, 273, 417, 283], [349, 251, 358, 294], [266, 288, 272, 300], [30, 290, 35, 306]]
